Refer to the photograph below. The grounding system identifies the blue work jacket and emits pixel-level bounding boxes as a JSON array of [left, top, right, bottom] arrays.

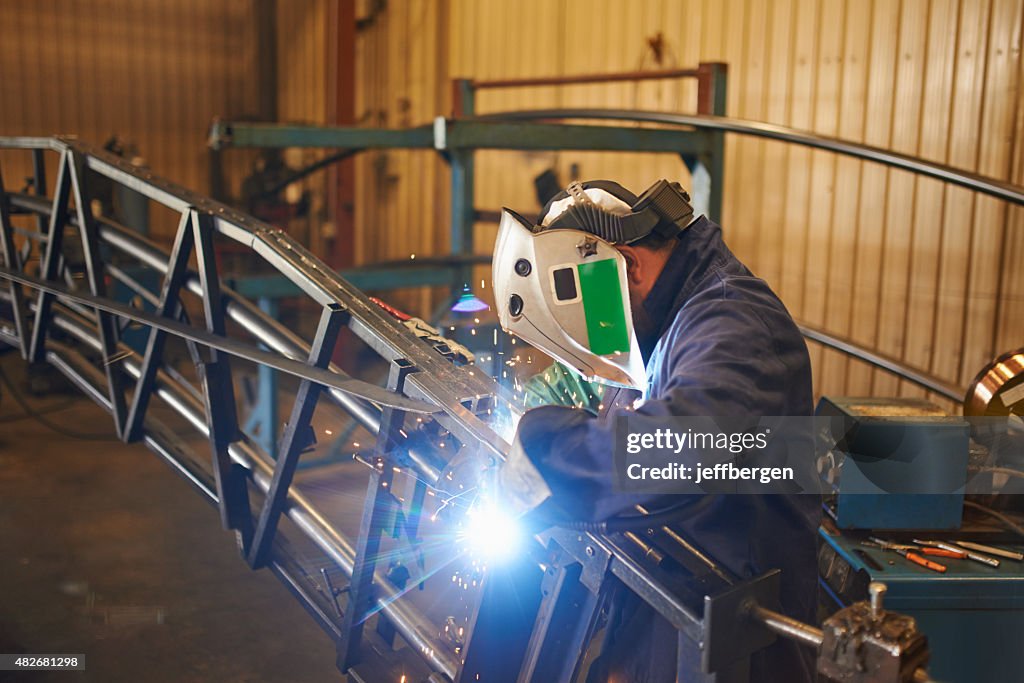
[[515, 216, 820, 683]]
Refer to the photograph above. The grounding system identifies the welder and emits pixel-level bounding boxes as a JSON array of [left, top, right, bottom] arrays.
[[492, 179, 819, 683]]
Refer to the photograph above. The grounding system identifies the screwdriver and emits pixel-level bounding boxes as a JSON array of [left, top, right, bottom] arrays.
[[914, 540, 1000, 568], [862, 540, 963, 558]]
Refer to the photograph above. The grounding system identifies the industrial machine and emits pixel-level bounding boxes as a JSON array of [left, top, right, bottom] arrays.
[[815, 397, 971, 530], [813, 395, 1024, 682]]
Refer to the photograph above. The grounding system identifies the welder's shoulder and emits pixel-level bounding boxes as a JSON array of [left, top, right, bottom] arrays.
[[678, 267, 806, 357], [652, 271, 813, 413]]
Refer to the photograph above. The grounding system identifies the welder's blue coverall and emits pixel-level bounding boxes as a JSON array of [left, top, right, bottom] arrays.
[[515, 216, 819, 683]]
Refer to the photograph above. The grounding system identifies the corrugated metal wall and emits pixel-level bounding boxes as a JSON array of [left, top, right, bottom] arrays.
[[353, 0, 450, 313], [0, 0, 263, 240], [275, 0, 332, 254], [353, 0, 1024, 405]]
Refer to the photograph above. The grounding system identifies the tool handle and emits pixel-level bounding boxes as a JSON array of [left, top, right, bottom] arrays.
[[906, 552, 947, 573], [963, 550, 1001, 568], [920, 548, 965, 559], [956, 541, 1024, 561]]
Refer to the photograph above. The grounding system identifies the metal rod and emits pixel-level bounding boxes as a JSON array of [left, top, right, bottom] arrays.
[[470, 68, 702, 89], [475, 110, 1024, 206], [747, 605, 824, 649], [0, 265, 435, 414], [797, 325, 963, 401]]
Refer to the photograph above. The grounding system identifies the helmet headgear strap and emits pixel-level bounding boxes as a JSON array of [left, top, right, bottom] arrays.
[[547, 179, 695, 244]]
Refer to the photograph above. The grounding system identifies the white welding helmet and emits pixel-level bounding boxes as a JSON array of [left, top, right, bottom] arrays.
[[492, 179, 694, 391]]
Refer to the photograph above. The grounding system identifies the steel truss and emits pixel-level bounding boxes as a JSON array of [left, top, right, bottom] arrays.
[[0, 137, 935, 683]]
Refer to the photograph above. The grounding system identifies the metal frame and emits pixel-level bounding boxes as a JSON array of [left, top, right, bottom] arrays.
[[0, 130, 941, 681]]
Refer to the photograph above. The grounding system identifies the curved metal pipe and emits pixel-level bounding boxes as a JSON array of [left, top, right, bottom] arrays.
[[797, 325, 962, 401], [476, 109, 1024, 206]]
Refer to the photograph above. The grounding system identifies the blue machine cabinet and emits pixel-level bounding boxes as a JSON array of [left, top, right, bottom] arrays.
[[819, 527, 1024, 683]]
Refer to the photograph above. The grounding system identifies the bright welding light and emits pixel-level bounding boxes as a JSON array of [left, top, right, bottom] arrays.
[[490, 402, 524, 443], [459, 501, 522, 563]]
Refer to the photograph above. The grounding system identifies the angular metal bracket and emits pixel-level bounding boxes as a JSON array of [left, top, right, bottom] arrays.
[[28, 149, 71, 364], [0, 165, 28, 357], [701, 570, 780, 674], [123, 209, 196, 442], [336, 357, 418, 672], [69, 151, 129, 438], [192, 210, 252, 547], [248, 303, 347, 568]]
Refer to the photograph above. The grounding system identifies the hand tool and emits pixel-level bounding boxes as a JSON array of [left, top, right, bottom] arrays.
[[866, 538, 947, 573], [954, 541, 1023, 562], [913, 540, 1000, 568], [863, 539, 965, 559]]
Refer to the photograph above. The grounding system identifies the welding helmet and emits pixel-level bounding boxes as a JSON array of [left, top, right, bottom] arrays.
[[492, 179, 694, 391]]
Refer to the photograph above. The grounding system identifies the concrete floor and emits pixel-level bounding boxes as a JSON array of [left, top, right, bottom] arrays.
[[0, 358, 341, 682]]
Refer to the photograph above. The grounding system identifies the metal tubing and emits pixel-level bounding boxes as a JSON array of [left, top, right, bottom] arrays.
[[747, 605, 824, 649], [470, 68, 702, 89], [0, 294, 459, 678], [797, 325, 963, 401], [476, 110, 1024, 206]]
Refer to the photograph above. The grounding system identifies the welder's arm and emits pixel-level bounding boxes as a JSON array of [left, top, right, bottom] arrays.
[[523, 361, 608, 412], [502, 298, 810, 522]]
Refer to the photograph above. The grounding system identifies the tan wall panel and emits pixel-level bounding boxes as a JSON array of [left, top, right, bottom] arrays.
[[275, 0, 330, 252], [0, 0, 263, 242]]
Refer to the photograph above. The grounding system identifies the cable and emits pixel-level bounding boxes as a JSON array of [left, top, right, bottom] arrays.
[[0, 366, 119, 441], [559, 497, 710, 534], [963, 500, 1024, 537], [0, 393, 78, 422]]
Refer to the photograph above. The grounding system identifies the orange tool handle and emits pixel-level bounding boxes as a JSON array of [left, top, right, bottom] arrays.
[[905, 552, 947, 573], [920, 548, 965, 559]]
